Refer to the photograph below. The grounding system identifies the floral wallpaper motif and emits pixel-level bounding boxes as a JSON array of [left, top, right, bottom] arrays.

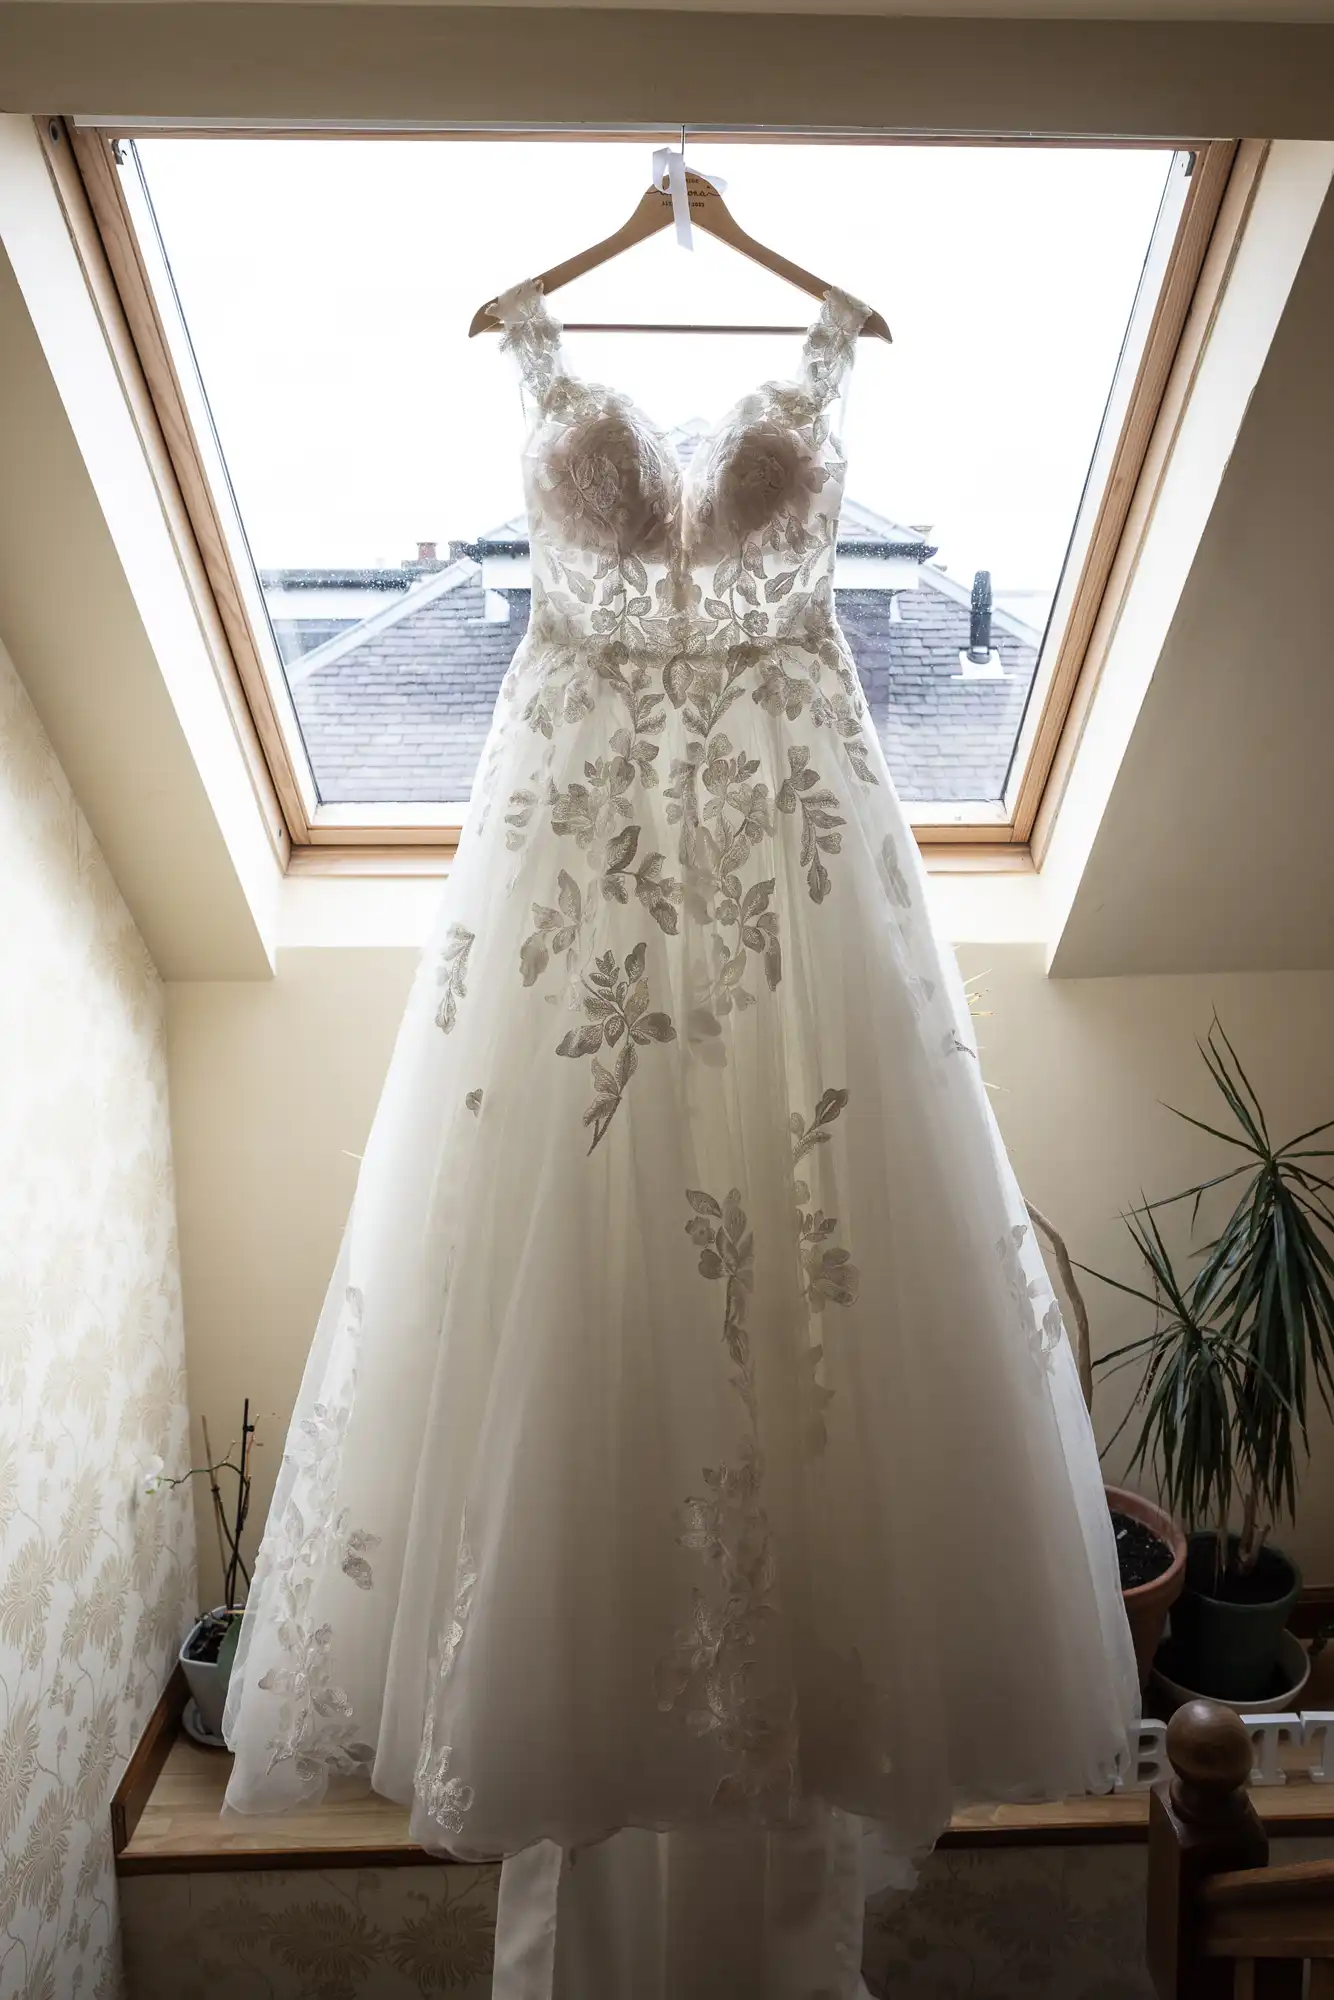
[[0, 641, 196, 1999], [863, 1836, 1334, 1998], [117, 1837, 1334, 1999], [119, 1866, 499, 2000]]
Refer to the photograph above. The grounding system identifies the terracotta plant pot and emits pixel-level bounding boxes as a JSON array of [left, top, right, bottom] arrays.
[[1105, 1484, 1187, 1688]]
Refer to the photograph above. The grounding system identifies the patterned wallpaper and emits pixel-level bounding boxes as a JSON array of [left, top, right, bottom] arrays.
[[121, 1836, 1334, 2000], [121, 1865, 500, 2000], [0, 639, 196, 2000]]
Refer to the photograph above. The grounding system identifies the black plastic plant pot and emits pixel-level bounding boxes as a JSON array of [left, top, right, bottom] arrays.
[[1170, 1533, 1302, 1703]]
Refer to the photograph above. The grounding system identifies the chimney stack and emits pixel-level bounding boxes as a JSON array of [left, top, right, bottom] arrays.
[[415, 540, 439, 568], [968, 570, 993, 665]]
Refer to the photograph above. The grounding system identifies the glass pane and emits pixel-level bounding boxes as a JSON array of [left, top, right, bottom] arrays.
[[132, 136, 1175, 813]]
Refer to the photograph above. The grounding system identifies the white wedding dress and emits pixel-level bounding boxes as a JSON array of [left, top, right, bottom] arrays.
[[224, 281, 1137, 1994]]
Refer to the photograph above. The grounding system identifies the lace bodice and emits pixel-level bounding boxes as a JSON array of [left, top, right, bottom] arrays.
[[493, 280, 869, 664]]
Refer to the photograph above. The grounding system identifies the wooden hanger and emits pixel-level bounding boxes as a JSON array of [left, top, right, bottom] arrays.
[[469, 166, 891, 343]]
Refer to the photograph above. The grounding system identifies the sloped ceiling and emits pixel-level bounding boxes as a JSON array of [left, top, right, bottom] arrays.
[[12, 0, 1334, 12], [1052, 182, 1334, 976], [4, 11, 1334, 138]]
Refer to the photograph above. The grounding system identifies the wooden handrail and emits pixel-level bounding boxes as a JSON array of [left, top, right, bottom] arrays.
[[1199, 1859, 1334, 1960], [1149, 1698, 1334, 1998], [1203, 1859, 1334, 1916]]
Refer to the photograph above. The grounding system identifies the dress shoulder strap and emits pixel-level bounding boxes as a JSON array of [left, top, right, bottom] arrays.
[[797, 288, 870, 411], [491, 279, 566, 408]]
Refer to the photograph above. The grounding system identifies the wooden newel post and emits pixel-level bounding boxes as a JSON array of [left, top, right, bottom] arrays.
[[1148, 1700, 1270, 2000]]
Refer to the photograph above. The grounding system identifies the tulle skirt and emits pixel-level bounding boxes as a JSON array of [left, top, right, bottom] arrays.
[[223, 635, 1137, 1882]]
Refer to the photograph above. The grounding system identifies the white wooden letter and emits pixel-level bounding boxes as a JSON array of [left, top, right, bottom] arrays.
[[1114, 1720, 1169, 1792], [1301, 1711, 1334, 1782], [1243, 1714, 1302, 1786]]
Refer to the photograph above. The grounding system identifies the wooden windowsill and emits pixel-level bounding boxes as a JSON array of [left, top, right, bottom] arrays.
[[116, 1615, 1334, 1877], [282, 841, 1038, 881], [117, 1732, 1334, 1879]]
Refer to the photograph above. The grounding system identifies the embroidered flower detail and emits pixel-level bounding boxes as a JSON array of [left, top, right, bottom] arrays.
[[880, 835, 912, 910], [1036, 1298, 1066, 1371], [996, 1223, 1065, 1373], [537, 406, 679, 560], [556, 942, 677, 1153], [775, 746, 844, 904], [338, 1519, 379, 1592], [435, 926, 475, 1035], [688, 416, 827, 560], [791, 1093, 859, 1312], [659, 1187, 802, 1822], [414, 1739, 476, 1839], [414, 1528, 479, 1841], [494, 280, 565, 405], [249, 1287, 380, 1787]]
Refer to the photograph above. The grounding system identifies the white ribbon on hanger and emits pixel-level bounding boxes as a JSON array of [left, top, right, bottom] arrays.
[[651, 146, 727, 252]]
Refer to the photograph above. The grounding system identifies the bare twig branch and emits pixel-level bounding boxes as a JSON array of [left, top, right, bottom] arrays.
[[199, 1416, 229, 1599]]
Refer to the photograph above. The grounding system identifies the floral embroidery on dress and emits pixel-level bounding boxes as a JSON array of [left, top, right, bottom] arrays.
[[667, 736, 781, 1013], [555, 942, 677, 1152], [435, 926, 475, 1035], [504, 783, 541, 851], [414, 1525, 479, 1840], [493, 280, 566, 409], [792, 1094, 860, 1311], [658, 1187, 799, 1820], [520, 869, 584, 987], [413, 1741, 475, 1841], [339, 1521, 379, 1592], [880, 834, 912, 910], [539, 406, 679, 559], [996, 1223, 1065, 1373], [254, 1287, 379, 1785], [520, 836, 682, 989], [776, 747, 845, 904], [790, 1090, 859, 1448], [686, 414, 829, 563]]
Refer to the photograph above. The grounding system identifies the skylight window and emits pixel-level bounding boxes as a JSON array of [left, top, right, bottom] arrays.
[[76, 129, 1228, 856]]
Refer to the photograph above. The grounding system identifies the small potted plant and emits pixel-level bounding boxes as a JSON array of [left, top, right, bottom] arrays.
[[1088, 1022, 1334, 1705], [145, 1401, 257, 1743]]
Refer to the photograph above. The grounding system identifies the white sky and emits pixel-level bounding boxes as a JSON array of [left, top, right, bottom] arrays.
[[137, 137, 1173, 615]]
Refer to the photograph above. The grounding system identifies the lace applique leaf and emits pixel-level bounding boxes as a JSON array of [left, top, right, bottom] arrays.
[[435, 926, 475, 1035]]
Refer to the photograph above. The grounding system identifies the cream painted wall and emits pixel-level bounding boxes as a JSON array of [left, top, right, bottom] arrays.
[[167, 942, 1334, 1604]]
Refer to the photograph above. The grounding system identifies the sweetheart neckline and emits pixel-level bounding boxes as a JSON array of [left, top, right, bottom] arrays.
[[509, 279, 862, 472]]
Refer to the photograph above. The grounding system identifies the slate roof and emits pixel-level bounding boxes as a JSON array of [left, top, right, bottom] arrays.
[[291, 570, 529, 803], [842, 583, 1035, 801], [280, 455, 1042, 805]]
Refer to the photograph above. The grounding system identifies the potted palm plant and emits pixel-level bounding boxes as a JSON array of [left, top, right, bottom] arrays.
[[1088, 1021, 1334, 1704]]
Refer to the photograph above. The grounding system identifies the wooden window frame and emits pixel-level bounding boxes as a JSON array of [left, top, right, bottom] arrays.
[[49, 119, 1242, 873]]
